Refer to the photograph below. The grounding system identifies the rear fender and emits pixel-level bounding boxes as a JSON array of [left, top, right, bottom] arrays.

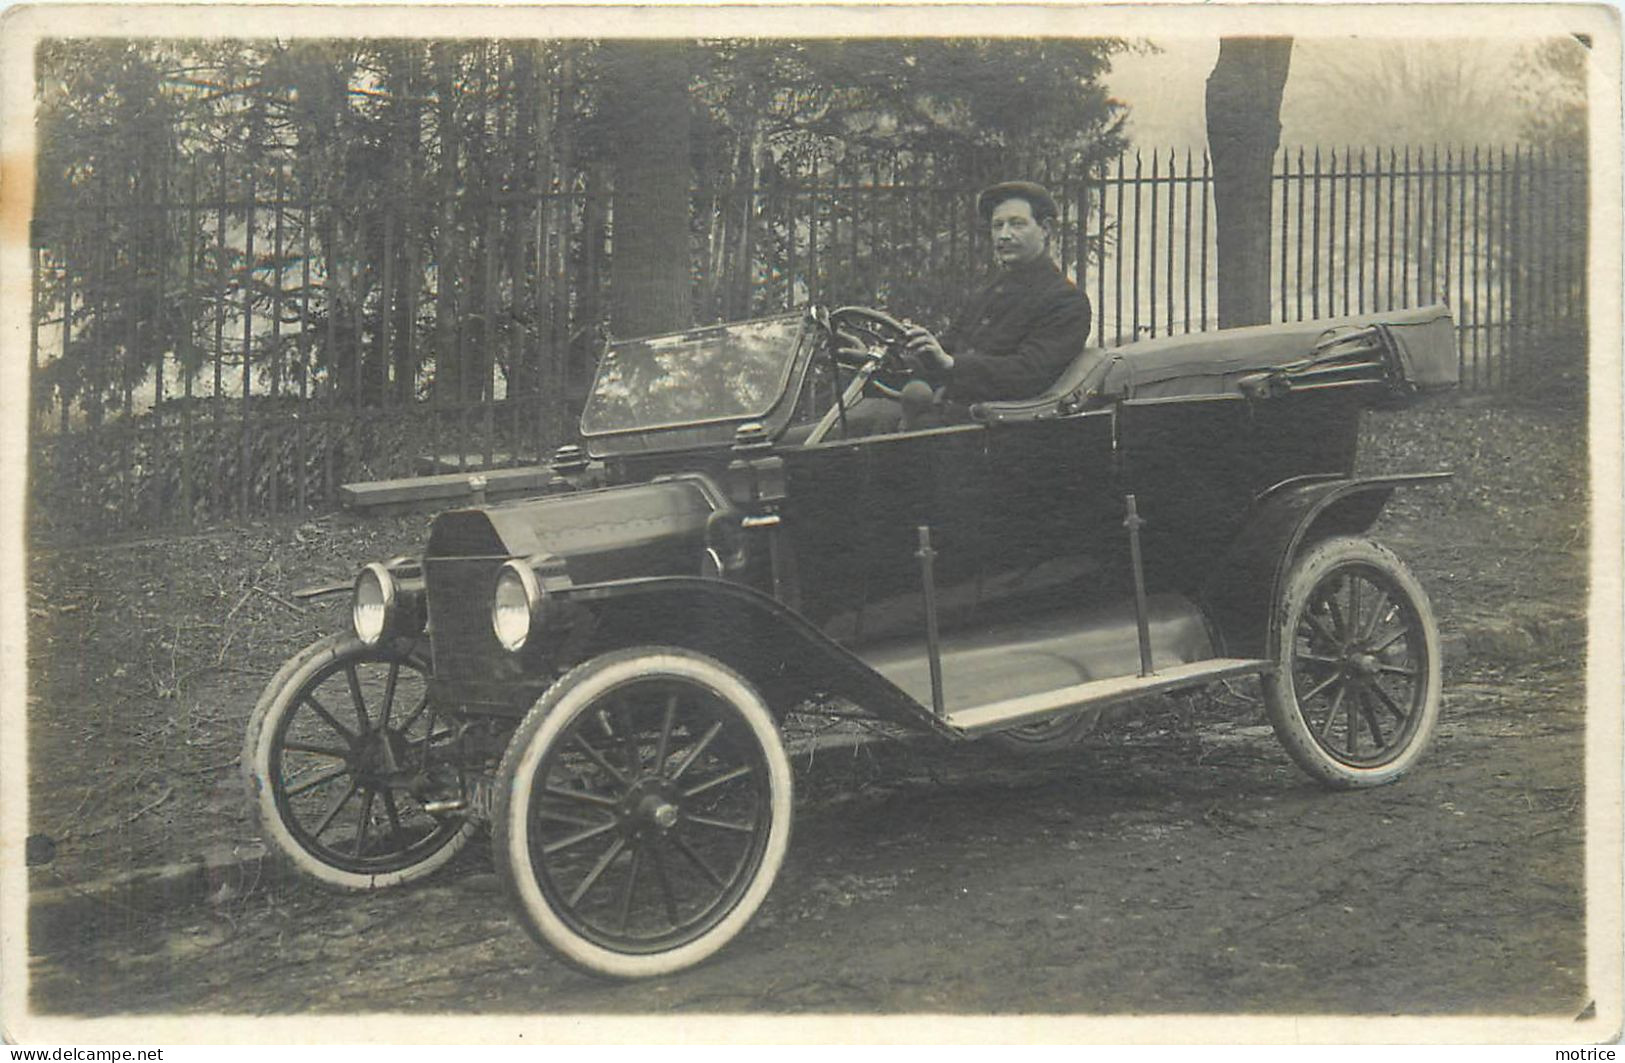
[[555, 576, 955, 738], [1200, 473, 1451, 659]]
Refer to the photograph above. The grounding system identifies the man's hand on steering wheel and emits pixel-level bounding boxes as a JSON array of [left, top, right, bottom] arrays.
[[828, 307, 954, 377], [902, 326, 953, 379]]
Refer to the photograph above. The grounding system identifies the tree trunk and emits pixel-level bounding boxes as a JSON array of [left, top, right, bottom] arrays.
[[1206, 38, 1293, 328], [600, 42, 694, 338]]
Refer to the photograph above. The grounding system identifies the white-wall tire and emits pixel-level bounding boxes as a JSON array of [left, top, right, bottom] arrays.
[[1263, 536, 1443, 789], [243, 633, 474, 890], [493, 646, 792, 980]]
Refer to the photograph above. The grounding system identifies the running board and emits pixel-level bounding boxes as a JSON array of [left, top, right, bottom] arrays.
[[944, 657, 1272, 736]]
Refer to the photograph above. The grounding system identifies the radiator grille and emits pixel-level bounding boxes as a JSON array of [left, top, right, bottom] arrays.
[[424, 556, 527, 685]]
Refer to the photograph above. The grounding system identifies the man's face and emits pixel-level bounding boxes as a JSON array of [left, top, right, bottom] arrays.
[[989, 197, 1050, 267]]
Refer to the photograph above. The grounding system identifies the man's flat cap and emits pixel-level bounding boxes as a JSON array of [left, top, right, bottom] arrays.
[[976, 181, 1060, 224]]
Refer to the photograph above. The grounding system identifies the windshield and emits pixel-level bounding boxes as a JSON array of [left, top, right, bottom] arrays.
[[580, 316, 806, 436]]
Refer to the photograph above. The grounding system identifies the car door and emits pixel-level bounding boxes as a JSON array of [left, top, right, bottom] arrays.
[[1114, 388, 1360, 596], [1115, 395, 1259, 594], [780, 423, 989, 644], [980, 410, 1119, 584]]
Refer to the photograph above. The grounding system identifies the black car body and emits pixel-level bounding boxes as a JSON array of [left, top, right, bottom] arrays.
[[245, 303, 1458, 978]]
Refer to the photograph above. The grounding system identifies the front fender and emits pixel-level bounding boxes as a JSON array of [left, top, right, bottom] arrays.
[[1200, 473, 1451, 659], [556, 576, 956, 738]]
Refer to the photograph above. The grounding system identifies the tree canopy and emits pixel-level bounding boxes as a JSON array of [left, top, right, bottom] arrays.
[[33, 37, 1131, 419]]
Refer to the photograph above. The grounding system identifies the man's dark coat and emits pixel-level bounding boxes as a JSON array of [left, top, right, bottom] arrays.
[[940, 257, 1093, 403]]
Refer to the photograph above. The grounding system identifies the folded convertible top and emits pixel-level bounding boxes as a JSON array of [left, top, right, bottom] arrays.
[[972, 304, 1458, 422]]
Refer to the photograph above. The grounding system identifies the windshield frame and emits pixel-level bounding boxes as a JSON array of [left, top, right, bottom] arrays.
[[577, 311, 822, 456]]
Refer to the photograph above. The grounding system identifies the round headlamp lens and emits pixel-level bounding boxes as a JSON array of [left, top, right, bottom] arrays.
[[492, 563, 540, 652], [352, 563, 395, 646]]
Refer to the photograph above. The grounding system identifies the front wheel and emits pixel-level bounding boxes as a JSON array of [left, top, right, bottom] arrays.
[[493, 647, 793, 979], [1263, 536, 1442, 789], [243, 633, 474, 889]]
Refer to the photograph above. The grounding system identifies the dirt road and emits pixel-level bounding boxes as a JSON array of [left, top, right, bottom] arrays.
[[29, 655, 1586, 1019]]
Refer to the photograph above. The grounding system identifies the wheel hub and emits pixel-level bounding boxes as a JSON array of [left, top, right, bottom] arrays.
[[621, 779, 681, 835], [353, 728, 410, 784], [644, 797, 680, 830], [1347, 652, 1381, 677]]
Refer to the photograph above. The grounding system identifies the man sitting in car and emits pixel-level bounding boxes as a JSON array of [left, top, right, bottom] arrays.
[[839, 180, 1093, 429]]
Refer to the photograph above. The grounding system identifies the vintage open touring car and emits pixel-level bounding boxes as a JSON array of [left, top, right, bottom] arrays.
[[243, 302, 1459, 978]]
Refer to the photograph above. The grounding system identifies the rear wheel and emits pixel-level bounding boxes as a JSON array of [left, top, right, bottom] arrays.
[[494, 647, 792, 979], [1263, 537, 1442, 789], [243, 633, 473, 889], [982, 709, 1098, 754]]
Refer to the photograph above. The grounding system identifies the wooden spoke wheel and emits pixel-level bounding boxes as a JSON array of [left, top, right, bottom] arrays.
[[983, 710, 1099, 755], [243, 633, 473, 889], [1264, 537, 1442, 789], [494, 647, 792, 979]]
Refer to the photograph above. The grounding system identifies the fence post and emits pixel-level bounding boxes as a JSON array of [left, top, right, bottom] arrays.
[[241, 170, 255, 522], [1113, 152, 1125, 345], [1400, 145, 1412, 311], [1164, 148, 1176, 336], [1325, 147, 1337, 320], [324, 209, 339, 507], [270, 165, 285, 518], [297, 190, 311, 515], [1182, 149, 1193, 335], [484, 198, 500, 467], [1131, 151, 1142, 340], [1094, 158, 1107, 342], [1497, 145, 1510, 390], [1475, 144, 1486, 388], [149, 149, 171, 530], [1200, 152, 1210, 331], [1294, 147, 1306, 322], [1277, 149, 1288, 322], [1311, 147, 1322, 319], [1148, 150, 1159, 339]]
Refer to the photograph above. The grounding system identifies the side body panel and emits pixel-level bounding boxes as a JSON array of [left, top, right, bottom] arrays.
[[778, 411, 1116, 644], [1117, 390, 1362, 594], [779, 392, 1368, 651]]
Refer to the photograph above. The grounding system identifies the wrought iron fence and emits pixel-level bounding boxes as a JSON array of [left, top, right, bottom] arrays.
[[745, 145, 1586, 387], [29, 144, 1587, 540]]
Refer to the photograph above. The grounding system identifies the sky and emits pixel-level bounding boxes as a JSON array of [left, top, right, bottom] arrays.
[[1103, 37, 1556, 154]]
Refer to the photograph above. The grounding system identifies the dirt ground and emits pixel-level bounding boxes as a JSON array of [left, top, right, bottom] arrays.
[[27, 654, 1587, 1017], [21, 397, 1597, 1019]]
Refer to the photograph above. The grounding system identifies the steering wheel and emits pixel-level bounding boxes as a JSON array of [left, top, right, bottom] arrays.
[[828, 306, 916, 397]]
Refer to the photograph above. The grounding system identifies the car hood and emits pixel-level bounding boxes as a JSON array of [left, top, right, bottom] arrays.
[[424, 476, 722, 584]]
